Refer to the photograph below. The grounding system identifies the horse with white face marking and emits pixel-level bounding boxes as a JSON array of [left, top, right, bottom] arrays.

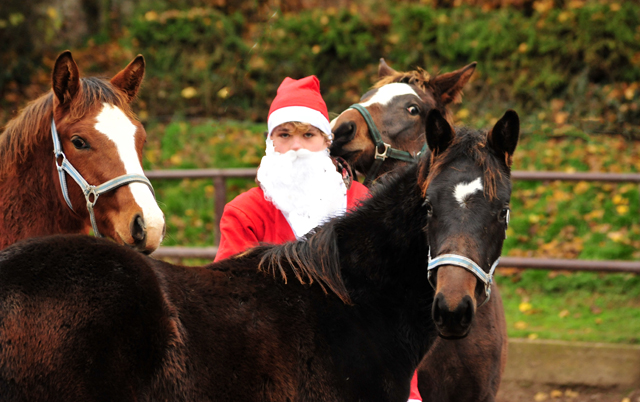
[[331, 59, 509, 402], [0, 51, 165, 253], [330, 59, 477, 185]]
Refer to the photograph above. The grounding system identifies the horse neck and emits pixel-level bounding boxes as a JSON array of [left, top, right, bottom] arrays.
[[337, 166, 430, 300], [0, 109, 86, 249]]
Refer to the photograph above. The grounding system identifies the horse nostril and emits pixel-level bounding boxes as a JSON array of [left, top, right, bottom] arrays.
[[432, 294, 446, 326], [131, 214, 146, 243], [459, 296, 474, 328], [332, 121, 357, 146]]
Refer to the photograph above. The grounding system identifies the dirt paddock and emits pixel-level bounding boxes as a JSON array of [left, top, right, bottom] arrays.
[[497, 381, 640, 402]]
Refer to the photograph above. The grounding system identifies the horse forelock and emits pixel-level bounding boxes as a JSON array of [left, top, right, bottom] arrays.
[[258, 222, 352, 305], [421, 128, 508, 202], [68, 77, 134, 123], [373, 68, 431, 92], [0, 77, 134, 180]]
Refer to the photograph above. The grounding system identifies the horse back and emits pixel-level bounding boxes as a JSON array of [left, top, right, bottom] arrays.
[[0, 235, 344, 401], [0, 234, 171, 401]]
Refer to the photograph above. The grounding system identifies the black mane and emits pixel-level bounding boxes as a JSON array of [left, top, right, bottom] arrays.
[[256, 163, 427, 305]]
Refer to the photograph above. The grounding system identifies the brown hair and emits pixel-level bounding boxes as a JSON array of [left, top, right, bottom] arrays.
[[273, 122, 331, 144]]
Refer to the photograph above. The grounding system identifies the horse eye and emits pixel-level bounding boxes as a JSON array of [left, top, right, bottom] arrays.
[[71, 136, 89, 150], [407, 106, 419, 116], [499, 207, 510, 224], [423, 199, 433, 217]]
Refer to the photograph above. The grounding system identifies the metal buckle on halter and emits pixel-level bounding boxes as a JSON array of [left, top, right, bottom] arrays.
[[55, 151, 66, 171], [374, 143, 391, 160], [85, 186, 99, 208]]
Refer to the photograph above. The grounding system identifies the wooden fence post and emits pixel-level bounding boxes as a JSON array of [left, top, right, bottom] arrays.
[[213, 176, 226, 246]]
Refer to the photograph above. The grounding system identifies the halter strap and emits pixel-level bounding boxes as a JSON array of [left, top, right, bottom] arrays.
[[348, 104, 427, 186], [51, 117, 155, 237], [427, 253, 500, 308]]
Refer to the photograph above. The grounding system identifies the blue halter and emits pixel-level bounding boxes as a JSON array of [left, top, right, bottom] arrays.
[[51, 117, 155, 237], [427, 210, 509, 308]]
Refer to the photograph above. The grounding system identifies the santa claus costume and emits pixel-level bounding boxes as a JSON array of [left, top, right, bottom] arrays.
[[215, 75, 369, 261], [213, 75, 422, 402]]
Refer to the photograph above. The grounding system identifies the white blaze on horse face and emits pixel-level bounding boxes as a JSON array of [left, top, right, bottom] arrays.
[[94, 103, 165, 236], [453, 177, 483, 208], [359, 83, 420, 107]]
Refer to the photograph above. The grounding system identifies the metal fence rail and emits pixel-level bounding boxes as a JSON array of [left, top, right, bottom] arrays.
[[148, 168, 640, 272]]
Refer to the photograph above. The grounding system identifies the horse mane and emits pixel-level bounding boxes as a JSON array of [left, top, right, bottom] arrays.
[[257, 221, 350, 304], [255, 165, 420, 306], [0, 77, 134, 180], [421, 127, 508, 201]]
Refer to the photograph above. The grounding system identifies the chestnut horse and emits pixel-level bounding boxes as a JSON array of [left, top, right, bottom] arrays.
[[0, 51, 165, 253], [0, 109, 518, 401], [331, 60, 507, 402], [331, 58, 476, 185]]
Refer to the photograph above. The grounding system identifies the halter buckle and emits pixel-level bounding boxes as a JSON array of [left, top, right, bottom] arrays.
[[374, 143, 391, 160], [85, 186, 99, 208], [55, 152, 66, 170]]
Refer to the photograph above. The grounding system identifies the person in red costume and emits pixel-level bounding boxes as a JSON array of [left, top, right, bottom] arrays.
[[214, 75, 423, 402], [214, 75, 369, 260]]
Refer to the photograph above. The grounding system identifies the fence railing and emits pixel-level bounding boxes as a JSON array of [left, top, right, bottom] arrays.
[[147, 168, 640, 273]]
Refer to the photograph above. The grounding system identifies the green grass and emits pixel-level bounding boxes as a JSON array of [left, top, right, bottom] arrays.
[[142, 117, 640, 344], [496, 270, 640, 344]]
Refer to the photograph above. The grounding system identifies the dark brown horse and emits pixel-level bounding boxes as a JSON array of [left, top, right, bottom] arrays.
[[330, 59, 476, 185], [0, 110, 519, 401], [0, 51, 165, 253], [330, 60, 507, 402]]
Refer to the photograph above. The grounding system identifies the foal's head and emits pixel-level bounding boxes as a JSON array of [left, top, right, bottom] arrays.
[[50, 51, 165, 252], [330, 59, 476, 180], [420, 109, 519, 339]]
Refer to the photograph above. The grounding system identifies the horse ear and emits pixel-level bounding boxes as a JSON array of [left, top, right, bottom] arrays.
[[378, 58, 397, 78], [111, 55, 145, 102], [425, 109, 454, 156], [52, 50, 81, 106], [432, 62, 477, 105], [488, 110, 519, 167]]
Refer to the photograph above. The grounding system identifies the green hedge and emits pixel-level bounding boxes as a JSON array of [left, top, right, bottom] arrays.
[[123, 2, 640, 135], [2, 2, 639, 135]]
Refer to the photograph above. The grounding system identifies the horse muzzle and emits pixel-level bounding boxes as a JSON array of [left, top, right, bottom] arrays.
[[432, 290, 475, 339]]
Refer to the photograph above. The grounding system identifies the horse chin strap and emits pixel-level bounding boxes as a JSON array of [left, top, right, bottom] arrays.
[[427, 251, 500, 309], [51, 117, 155, 238], [348, 104, 427, 187]]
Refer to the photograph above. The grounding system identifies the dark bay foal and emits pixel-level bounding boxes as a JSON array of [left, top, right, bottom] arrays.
[[331, 59, 508, 402]]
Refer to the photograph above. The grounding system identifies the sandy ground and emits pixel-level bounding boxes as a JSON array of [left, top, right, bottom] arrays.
[[497, 381, 640, 402]]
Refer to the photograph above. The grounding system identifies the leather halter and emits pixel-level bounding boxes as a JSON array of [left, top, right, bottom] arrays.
[[51, 117, 155, 237], [348, 103, 428, 187]]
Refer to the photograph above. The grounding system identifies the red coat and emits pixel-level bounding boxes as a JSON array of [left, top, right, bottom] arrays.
[[214, 181, 422, 401], [215, 182, 369, 261]]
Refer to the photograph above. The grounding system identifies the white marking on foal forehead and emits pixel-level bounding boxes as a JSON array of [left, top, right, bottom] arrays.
[[95, 103, 165, 234], [94, 103, 140, 173], [360, 83, 420, 107], [453, 177, 483, 207]]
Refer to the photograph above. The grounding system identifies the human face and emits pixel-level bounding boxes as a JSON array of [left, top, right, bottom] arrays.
[[271, 123, 330, 153]]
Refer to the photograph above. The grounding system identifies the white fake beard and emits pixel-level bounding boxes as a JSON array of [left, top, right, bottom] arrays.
[[257, 139, 347, 239]]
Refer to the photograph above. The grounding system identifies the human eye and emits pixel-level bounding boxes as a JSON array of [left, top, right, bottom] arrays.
[[303, 132, 316, 138]]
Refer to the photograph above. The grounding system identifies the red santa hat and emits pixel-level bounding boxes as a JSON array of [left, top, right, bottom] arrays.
[[267, 76, 332, 140]]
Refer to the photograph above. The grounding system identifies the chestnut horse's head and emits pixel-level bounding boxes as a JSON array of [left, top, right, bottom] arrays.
[[50, 51, 165, 253], [419, 109, 519, 339], [330, 59, 476, 184]]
